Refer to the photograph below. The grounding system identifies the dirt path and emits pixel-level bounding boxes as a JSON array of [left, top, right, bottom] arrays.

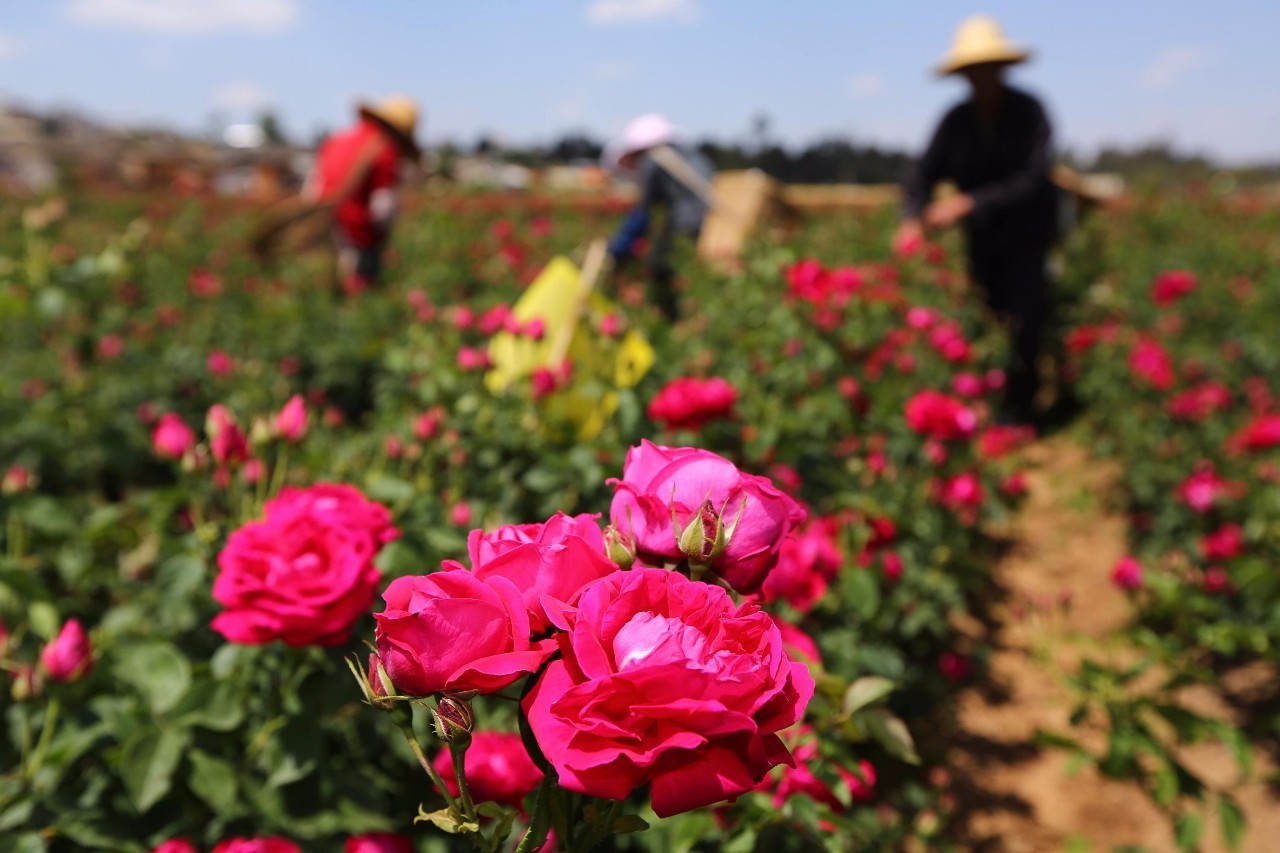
[[947, 435, 1280, 852]]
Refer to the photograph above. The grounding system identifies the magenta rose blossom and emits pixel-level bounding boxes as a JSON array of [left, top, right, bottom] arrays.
[[211, 839, 300, 853], [151, 842, 197, 853], [460, 513, 617, 633], [609, 441, 806, 594], [41, 618, 93, 682], [344, 833, 413, 853], [274, 394, 309, 442], [375, 568, 554, 697], [431, 731, 545, 808], [904, 390, 977, 441], [152, 413, 196, 460], [524, 568, 814, 818], [646, 377, 739, 431], [212, 484, 398, 647]]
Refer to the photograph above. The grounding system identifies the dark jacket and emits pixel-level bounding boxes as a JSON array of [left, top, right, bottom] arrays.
[[904, 85, 1059, 245], [608, 144, 714, 261]]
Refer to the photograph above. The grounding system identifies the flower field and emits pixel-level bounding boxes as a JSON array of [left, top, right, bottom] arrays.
[[1, 187, 1277, 852]]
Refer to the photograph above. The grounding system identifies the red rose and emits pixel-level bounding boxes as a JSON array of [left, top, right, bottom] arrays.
[[212, 485, 398, 647], [1151, 270, 1196, 306], [375, 568, 553, 697], [1111, 556, 1143, 591], [608, 441, 806, 594], [431, 731, 544, 809], [646, 377, 739, 431], [1200, 523, 1243, 561], [151, 841, 197, 853], [1128, 338, 1174, 391], [905, 391, 977, 441], [524, 569, 814, 818], [344, 833, 413, 853], [461, 513, 616, 633], [211, 839, 299, 853], [152, 413, 197, 460]]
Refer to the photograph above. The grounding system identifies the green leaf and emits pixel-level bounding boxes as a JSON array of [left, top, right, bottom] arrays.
[[113, 642, 192, 715], [176, 680, 244, 731], [11, 833, 46, 853], [865, 709, 920, 765], [19, 497, 76, 537], [841, 676, 895, 716], [365, 474, 416, 504], [120, 726, 188, 813], [1218, 794, 1245, 852], [611, 814, 650, 834], [27, 601, 60, 640], [188, 750, 239, 817], [1175, 812, 1204, 853]]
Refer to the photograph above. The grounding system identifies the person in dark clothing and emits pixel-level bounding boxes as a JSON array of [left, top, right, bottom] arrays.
[[897, 16, 1060, 423], [604, 114, 715, 322]]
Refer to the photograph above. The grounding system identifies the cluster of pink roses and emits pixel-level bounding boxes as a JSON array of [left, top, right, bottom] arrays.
[[370, 441, 815, 817], [150, 396, 310, 483]]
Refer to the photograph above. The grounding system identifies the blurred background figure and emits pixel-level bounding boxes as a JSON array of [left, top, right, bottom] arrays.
[[896, 16, 1060, 425], [604, 114, 715, 322], [303, 95, 421, 293]]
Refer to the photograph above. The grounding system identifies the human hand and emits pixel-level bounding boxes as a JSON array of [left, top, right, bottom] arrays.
[[924, 194, 974, 229], [893, 220, 924, 258]]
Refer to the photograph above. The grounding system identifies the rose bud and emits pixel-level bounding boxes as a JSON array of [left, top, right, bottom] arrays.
[[40, 618, 93, 682]]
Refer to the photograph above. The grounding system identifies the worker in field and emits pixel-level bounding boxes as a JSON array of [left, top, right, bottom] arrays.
[[304, 95, 420, 292], [896, 16, 1060, 425], [603, 114, 715, 322]]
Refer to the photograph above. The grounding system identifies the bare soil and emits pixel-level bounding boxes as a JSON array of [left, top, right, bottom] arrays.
[[946, 435, 1280, 852]]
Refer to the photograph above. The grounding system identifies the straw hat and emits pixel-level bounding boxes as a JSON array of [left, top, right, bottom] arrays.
[[358, 94, 421, 158], [602, 113, 677, 171], [936, 15, 1030, 76]]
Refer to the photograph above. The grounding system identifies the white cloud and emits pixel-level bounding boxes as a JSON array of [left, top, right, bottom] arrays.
[[585, 0, 701, 26], [847, 72, 882, 98], [0, 32, 20, 60], [1139, 46, 1211, 90], [213, 81, 273, 113], [65, 0, 299, 35]]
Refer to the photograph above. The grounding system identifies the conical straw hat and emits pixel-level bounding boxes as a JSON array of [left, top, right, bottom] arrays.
[[358, 94, 421, 158], [936, 15, 1030, 76]]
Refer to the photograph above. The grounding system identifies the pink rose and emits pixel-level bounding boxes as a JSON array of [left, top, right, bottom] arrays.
[[275, 395, 308, 442], [905, 391, 977, 441], [97, 334, 124, 360], [460, 513, 616, 633], [431, 731, 544, 809], [1128, 338, 1174, 391], [207, 349, 235, 378], [1229, 414, 1280, 453], [1151, 270, 1196, 306], [152, 842, 198, 853], [1111, 556, 1143, 591], [758, 732, 875, 809], [375, 569, 553, 697], [41, 618, 93, 682], [524, 569, 814, 817], [977, 425, 1035, 460], [212, 485, 398, 647], [152, 413, 196, 460], [211, 839, 300, 853], [646, 377, 739, 431], [761, 520, 842, 613], [936, 472, 985, 512], [609, 441, 806, 594], [2, 465, 35, 495], [1200, 523, 1243, 561], [770, 614, 822, 668], [1176, 466, 1236, 513], [344, 833, 413, 853]]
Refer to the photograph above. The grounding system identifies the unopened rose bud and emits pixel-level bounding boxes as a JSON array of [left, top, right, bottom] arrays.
[[40, 619, 93, 683], [349, 653, 399, 710], [249, 416, 273, 446], [2, 465, 35, 495], [677, 499, 727, 565], [11, 665, 39, 701], [603, 524, 636, 570], [432, 696, 474, 745]]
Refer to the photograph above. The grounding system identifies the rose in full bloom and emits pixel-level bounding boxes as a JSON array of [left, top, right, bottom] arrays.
[[344, 833, 413, 853], [41, 618, 93, 682], [936, 472, 985, 513], [274, 395, 308, 442], [761, 519, 842, 613], [152, 413, 197, 460], [375, 569, 554, 697], [212, 485, 398, 647], [1166, 383, 1231, 422], [646, 377, 739, 431], [1151, 270, 1197, 307], [1128, 338, 1174, 391], [609, 441, 807, 594], [1175, 466, 1237, 513], [431, 731, 544, 808], [1199, 523, 1243, 562], [459, 512, 617, 632], [524, 569, 814, 818], [1228, 414, 1280, 453], [1111, 556, 1143, 591], [211, 839, 300, 853], [905, 391, 977, 441]]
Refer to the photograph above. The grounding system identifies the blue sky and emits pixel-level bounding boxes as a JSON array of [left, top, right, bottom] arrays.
[[2, 0, 1277, 163]]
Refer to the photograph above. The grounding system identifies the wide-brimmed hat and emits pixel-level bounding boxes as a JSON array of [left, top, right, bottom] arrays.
[[358, 95, 421, 159], [602, 113, 678, 171], [936, 15, 1030, 76]]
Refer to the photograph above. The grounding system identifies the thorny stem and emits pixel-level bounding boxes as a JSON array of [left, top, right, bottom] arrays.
[[400, 722, 460, 814], [449, 739, 477, 821]]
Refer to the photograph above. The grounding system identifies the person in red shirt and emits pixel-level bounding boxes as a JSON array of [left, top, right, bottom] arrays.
[[305, 95, 420, 291]]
